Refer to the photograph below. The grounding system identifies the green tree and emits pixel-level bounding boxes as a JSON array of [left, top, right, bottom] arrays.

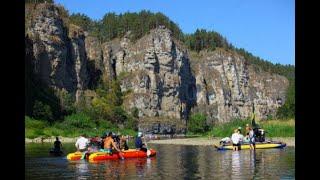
[[25, 0, 54, 4], [60, 91, 75, 115], [188, 113, 208, 133], [90, 80, 127, 124], [63, 112, 95, 129], [69, 13, 93, 31], [277, 78, 295, 119], [32, 100, 53, 121]]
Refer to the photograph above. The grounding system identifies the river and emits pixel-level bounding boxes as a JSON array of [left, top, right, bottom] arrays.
[[25, 142, 295, 179]]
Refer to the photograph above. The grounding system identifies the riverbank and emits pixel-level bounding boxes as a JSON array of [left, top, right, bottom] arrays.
[[25, 136, 78, 143], [25, 136, 295, 147], [148, 137, 295, 147]]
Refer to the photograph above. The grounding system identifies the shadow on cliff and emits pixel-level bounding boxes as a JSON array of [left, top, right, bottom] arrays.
[[25, 35, 63, 122], [178, 54, 197, 120]]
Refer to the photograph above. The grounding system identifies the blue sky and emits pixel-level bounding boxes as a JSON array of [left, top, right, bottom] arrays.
[[54, 0, 295, 65]]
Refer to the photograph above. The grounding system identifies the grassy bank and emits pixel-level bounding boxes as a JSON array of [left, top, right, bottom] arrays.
[[188, 119, 295, 137], [26, 116, 294, 139], [25, 116, 137, 139]]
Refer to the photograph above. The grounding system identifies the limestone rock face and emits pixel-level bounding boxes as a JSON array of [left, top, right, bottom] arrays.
[[68, 25, 89, 102], [28, 4, 69, 89], [104, 27, 197, 132], [26, 4, 89, 102], [190, 50, 289, 124], [25, 4, 290, 133]]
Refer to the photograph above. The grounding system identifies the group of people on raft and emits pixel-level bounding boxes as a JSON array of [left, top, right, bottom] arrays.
[[51, 131, 148, 158], [52, 132, 147, 158], [69, 131, 148, 159], [220, 123, 266, 151]]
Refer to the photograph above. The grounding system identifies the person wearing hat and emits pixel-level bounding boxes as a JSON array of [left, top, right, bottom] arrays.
[[237, 127, 242, 134], [135, 132, 147, 152]]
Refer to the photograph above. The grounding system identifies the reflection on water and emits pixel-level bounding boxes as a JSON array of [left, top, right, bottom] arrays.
[[231, 151, 241, 179], [75, 161, 89, 179], [25, 143, 295, 179]]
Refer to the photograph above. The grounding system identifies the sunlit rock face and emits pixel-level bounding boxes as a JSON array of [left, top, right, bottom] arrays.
[[26, 4, 89, 102], [190, 50, 288, 124], [104, 27, 196, 132], [26, 4, 289, 133]]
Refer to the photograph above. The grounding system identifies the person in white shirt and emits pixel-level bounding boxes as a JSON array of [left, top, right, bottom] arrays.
[[231, 129, 241, 151], [75, 134, 89, 152]]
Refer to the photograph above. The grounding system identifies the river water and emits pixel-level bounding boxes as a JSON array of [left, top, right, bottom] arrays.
[[25, 142, 295, 179]]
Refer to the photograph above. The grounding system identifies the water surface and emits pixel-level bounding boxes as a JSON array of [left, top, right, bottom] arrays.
[[25, 143, 295, 179]]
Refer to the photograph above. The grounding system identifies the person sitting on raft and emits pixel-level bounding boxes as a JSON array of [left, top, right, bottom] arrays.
[[101, 132, 122, 154], [53, 137, 62, 152], [243, 133, 250, 143], [231, 129, 241, 151], [219, 137, 231, 145], [245, 124, 250, 134], [87, 136, 101, 153], [120, 135, 129, 150], [135, 132, 147, 152]]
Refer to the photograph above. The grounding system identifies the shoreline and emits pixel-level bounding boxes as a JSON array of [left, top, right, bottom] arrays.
[[25, 137, 78, 143], [25, 136, 295, 147], [147, 137, 295, 147]]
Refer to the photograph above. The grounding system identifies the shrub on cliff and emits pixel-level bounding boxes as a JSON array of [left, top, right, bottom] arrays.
[[276, 78, 295, 119], [188, 113, 208, 133], [124, 116, 138, 131], [63, 112, 95, 129], [32, 100, 53, 122], [25, 116, 48, 129]]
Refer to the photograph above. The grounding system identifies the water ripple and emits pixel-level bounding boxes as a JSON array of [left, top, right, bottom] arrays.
[[25, 143, 295, 179]]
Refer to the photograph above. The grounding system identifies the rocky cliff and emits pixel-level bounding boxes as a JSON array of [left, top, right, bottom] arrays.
[[190, 50, 288, 125], [101, 27, 197, 133], [26, 4, 89, 103], [25, 4, 289, 133]]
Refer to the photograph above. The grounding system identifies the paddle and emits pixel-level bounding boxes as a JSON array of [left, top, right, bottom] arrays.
[[119, 151, 125, 160], [116, 141, 125, 160], [143, 137, 152, 157]]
